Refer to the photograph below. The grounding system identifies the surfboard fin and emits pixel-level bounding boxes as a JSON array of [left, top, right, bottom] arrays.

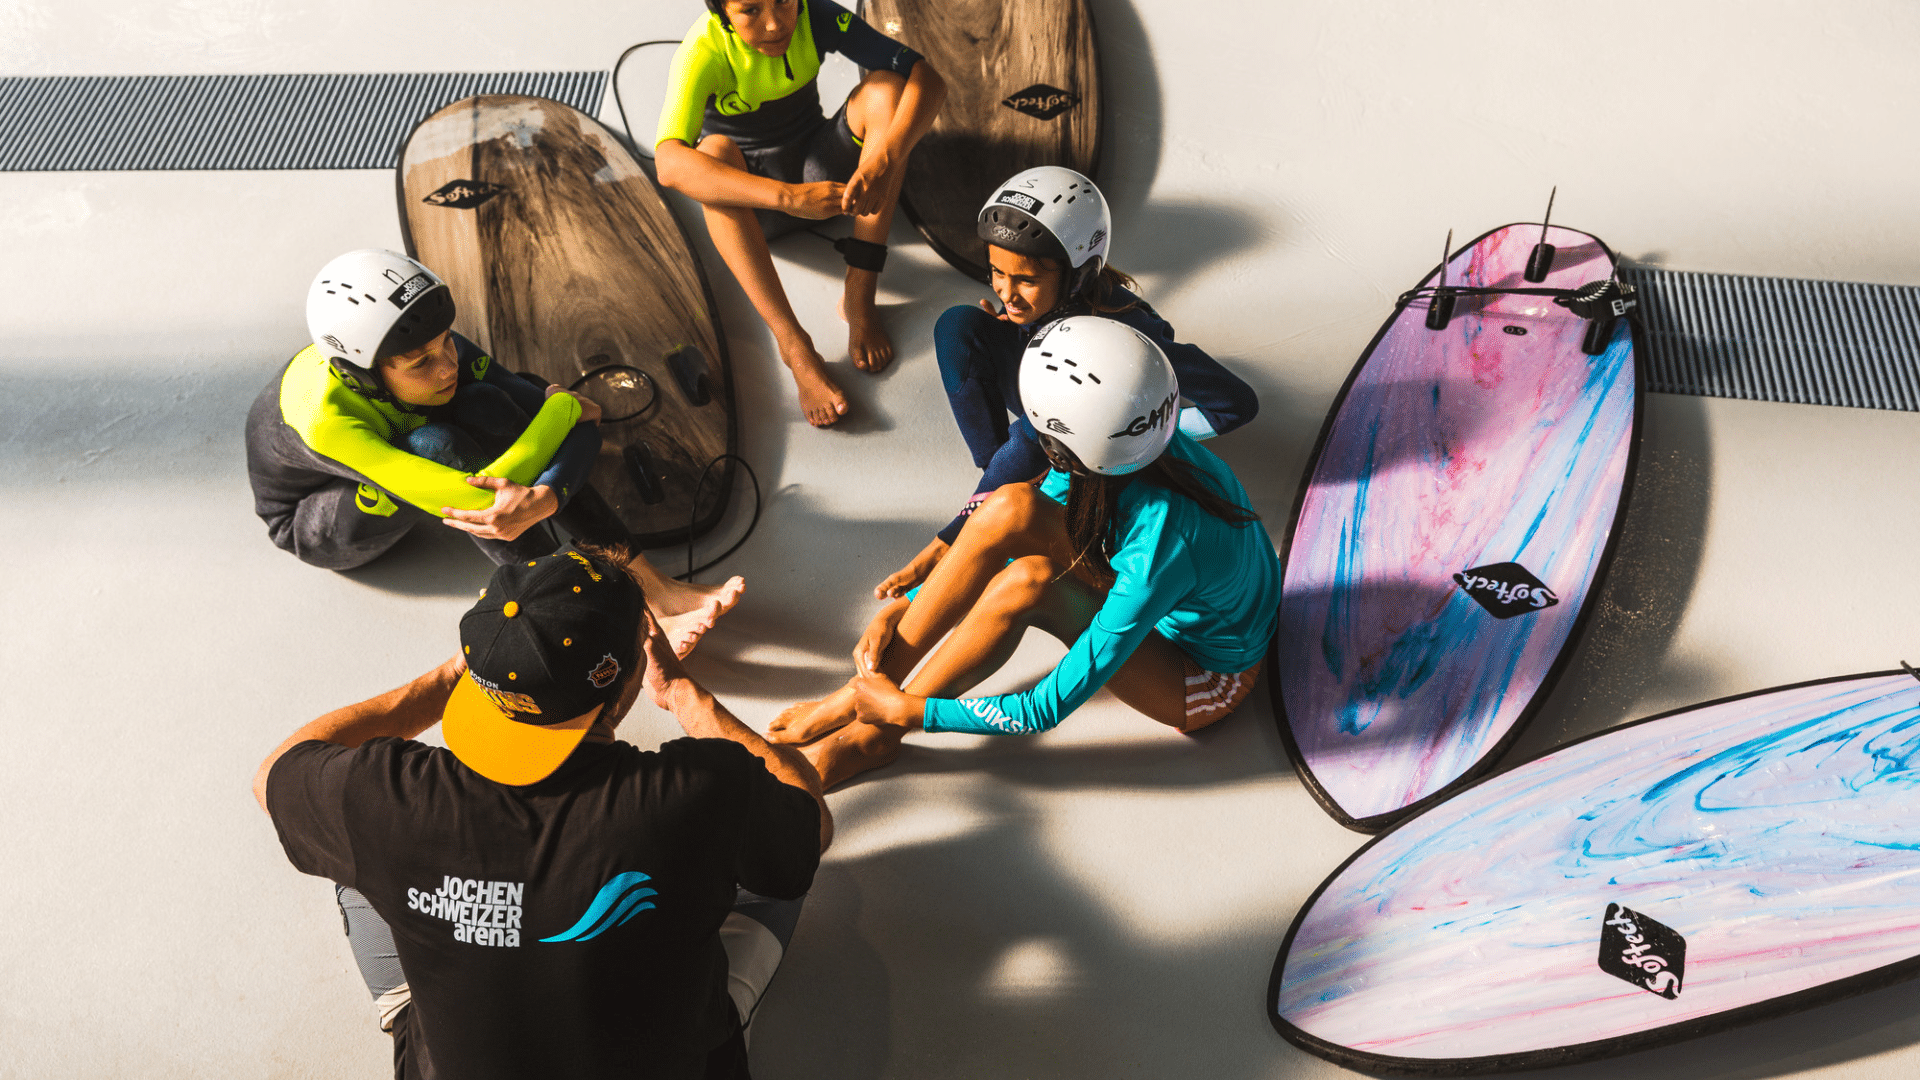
[[1425, 229, 1456, 331], [623, 443, 667, 505], [667, 345, 713, 407], [1582, 317, 1618, 355], [1525, 186, 1558, 282]]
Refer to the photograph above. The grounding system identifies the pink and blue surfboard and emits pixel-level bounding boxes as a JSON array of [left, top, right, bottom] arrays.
[[1269, 669, 1920, 1073], [1271, 223, 1642, 830]]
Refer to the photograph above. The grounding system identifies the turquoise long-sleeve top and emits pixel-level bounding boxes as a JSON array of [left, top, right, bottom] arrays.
[[922, 432, 1281, 736]]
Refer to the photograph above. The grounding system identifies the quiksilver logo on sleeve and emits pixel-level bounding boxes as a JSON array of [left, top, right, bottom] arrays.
[[1597, 903, 1685, 999], [1453, 562, 1558, 619]]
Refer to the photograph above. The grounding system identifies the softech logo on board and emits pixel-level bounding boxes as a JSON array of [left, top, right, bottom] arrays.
[[423, 179, 505, 210], [1002, 84, 1079, 120], [1597, 903, 1686, 999], [1453, 562, 1557, 619]]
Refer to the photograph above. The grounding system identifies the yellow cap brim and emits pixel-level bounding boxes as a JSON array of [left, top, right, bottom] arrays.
[[442, 672, 601, 786]]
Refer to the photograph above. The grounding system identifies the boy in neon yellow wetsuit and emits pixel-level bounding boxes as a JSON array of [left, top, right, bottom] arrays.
[[654, 0, 946, 427], [245, 250, 744, 653]]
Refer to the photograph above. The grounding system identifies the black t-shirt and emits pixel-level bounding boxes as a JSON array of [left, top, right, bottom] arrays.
[[269, 736, 819, 1080]]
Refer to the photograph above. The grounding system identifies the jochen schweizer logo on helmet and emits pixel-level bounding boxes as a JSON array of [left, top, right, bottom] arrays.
[[995, 190, 1042, 214], [387, 272, 435, 309], [1109, 392, 1178, 439]]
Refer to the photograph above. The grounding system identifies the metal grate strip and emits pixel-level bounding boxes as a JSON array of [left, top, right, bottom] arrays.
[[0, 72, 608, 172], [1624, 267, 1920, 412]]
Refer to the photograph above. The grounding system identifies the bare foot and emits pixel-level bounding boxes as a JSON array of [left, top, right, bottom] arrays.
[[780, 337, 848, 427], [767, 684, 859, 745], [646, 575, 744, 659], [799, 721, 907, 790], [838, 293, 895, 374]]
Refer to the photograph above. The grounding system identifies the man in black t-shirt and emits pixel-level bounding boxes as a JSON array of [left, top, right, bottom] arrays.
[[255, 545, 830, 1079]]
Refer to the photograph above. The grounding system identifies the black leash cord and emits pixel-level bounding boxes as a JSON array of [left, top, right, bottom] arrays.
[[612, 40, 682, 160], [678, 453, 763, 581]]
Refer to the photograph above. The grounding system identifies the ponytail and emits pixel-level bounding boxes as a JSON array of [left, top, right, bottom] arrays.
[[1060, 453, 1259, 589]]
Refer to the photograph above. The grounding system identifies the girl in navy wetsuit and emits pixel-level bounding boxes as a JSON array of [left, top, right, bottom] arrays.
[[772, 317, 1280, 788], [872, 166, 1260, 600]]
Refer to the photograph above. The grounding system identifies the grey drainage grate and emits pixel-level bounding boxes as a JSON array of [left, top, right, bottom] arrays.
[[0, 72, 608, 172], [1624, 267, 1920, 412]]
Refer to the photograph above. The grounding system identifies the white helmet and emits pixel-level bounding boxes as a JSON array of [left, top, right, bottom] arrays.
[[1020, 316, 1178, 477], [976, 166, 1111, 295], [306, 249, 457, 390]]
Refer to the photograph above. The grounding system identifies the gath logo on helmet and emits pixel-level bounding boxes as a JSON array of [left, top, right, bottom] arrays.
[[1045, 417, 1074, 435], [1109, 392, 1178, 439]]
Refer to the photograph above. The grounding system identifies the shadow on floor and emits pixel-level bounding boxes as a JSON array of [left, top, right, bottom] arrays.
[[1508, 391, 1723, 762]]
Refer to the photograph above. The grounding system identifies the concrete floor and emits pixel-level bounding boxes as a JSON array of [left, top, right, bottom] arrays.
[[4, 1, 1920, 1077]]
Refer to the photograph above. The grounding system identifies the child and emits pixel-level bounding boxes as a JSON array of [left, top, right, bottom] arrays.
[[653, 0, 946, 426]]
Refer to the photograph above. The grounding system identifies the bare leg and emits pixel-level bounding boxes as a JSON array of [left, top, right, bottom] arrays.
[[802, 553, 1195, 788], [791, 485, 1199, 787], [624, 552, 746, 660], [837, 72, 923, 374], [695, 135, 848, 427], [769, 484, 1069, 744]]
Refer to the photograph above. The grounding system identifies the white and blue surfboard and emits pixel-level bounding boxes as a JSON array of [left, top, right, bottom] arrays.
[[1270, 669, 1920, 1073]]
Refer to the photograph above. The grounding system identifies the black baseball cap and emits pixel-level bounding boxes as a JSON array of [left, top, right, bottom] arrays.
[[442, 547, 646, 785]]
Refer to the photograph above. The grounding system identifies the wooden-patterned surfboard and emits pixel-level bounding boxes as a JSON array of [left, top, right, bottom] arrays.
[[1270, 224, 1642, 831], [398, 94, 736, 548], [860, 0, 1101, 283]]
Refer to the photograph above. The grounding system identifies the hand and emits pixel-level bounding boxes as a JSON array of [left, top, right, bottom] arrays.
[[874, 537, 948, 600], [841, 148, 895, 217], [442, 476, 558, 541], [784, 180, 848, 220], [849, 667, 924, 730], [854, 598, 910, 671], [545, 383, 603, 424], [977, 297, 1009, 321], [639, 610, 693, 713]]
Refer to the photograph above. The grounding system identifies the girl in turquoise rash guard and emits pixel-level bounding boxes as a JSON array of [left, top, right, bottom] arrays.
[[770, 318, 1281, 789], [653, 0, 946, 428]]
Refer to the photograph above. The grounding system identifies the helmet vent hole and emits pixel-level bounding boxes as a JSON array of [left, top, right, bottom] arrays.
[[1064, 359, 1077, 366], [1069, 375, 1082, 384], [1040, 351, 1053, 357], [1046, 364, 1059, 371], [364, 294, 377, 303], [1066, 196, 1076, 204], [346, 297, 359, 305], [1052, 195, 1063, 203], [1086, 373, 1101, 383]]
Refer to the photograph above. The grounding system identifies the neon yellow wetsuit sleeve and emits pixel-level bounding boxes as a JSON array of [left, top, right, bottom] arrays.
[[278, 345, 581, 517], [656, 14, 732, 149]]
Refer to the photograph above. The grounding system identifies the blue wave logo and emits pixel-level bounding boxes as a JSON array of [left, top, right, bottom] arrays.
[[539, 872, 657, 943]]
